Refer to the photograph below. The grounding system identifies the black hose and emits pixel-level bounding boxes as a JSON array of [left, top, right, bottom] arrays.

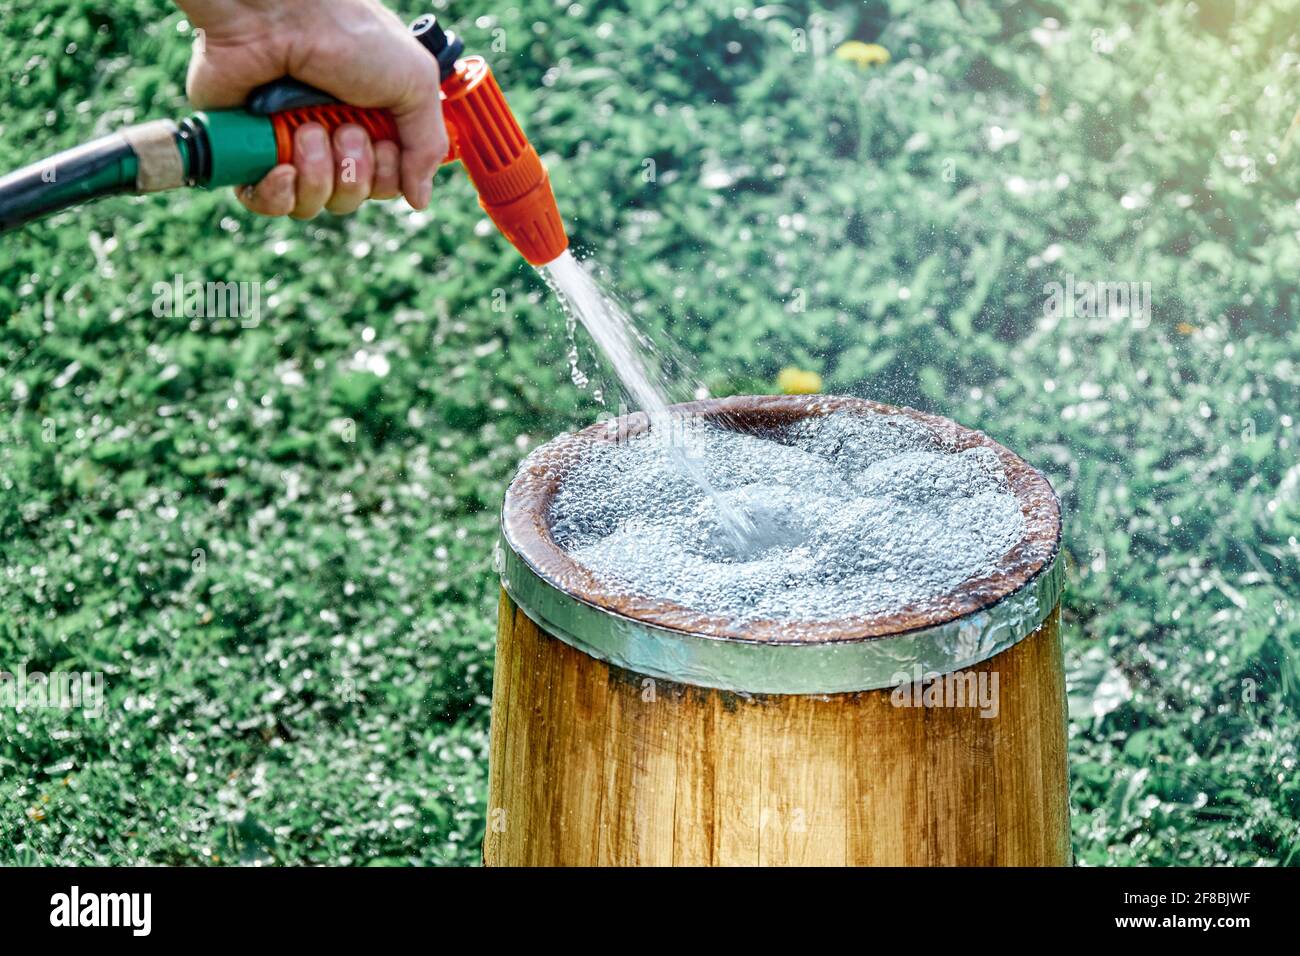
[[0, 133, 137, 233]]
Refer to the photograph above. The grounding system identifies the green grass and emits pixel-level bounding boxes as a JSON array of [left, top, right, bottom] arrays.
[[1, 0, 1298, 865]]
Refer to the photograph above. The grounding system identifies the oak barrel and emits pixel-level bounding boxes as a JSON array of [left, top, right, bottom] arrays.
[[485, 395, 1068, 866]]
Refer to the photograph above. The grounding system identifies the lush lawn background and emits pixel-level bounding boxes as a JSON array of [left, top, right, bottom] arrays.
[[1, 0, 1297, 865]]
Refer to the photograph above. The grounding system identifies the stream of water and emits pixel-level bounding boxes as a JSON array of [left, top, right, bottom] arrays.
[[539, 250, 758, 550]]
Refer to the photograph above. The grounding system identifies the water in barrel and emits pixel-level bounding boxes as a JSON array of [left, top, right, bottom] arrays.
[[546, 410, 1026, 632]]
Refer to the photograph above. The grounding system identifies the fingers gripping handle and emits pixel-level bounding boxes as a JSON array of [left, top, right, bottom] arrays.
[[266, 104, 404, 164], [261, 100, 466, 168]]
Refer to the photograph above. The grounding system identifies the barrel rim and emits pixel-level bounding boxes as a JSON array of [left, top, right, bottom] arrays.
[[498, 537, 1063, 693], [501, 394, 1061, 646]]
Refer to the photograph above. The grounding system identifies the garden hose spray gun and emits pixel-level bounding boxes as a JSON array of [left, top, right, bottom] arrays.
[[0, 13, 570, 266]]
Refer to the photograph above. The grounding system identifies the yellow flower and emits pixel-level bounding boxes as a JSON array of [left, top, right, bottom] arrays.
[[777, 367, 823, 395], [1176, 322, 1198, 336], [834, 42, 891, 68]]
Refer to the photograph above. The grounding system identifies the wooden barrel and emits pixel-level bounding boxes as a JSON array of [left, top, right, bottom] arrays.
[[486, 395, 1068, 866]]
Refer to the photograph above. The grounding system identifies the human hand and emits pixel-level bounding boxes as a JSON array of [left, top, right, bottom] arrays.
[[177, 0, 447, 217]]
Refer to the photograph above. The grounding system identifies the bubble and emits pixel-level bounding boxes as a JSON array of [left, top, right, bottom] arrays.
[[545, 411, 1027, 626]]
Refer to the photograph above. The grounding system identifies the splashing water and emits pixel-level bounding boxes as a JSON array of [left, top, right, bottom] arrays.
[[548, 411, 1027, 626], [539, 250, 758, 548]]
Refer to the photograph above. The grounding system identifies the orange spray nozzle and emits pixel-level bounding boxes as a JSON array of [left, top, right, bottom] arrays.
[[440, 57, 569, 267], [264, 16, 568, 267]]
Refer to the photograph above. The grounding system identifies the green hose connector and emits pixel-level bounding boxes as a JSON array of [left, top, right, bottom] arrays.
[[195, 110, 279, 189]]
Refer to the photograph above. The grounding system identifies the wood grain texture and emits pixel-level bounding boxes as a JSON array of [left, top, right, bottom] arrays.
[[484, 590, 1070, 867]]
